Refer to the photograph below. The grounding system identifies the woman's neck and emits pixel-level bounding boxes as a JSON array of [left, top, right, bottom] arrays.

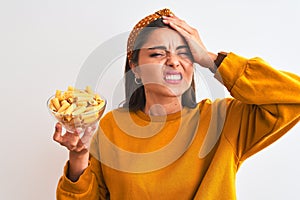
[[143, 94, 182, 116]]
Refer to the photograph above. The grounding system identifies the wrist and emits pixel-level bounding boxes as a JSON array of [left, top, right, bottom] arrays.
[[68, 150, 89, 182], [207, 52, 217, 71], [209, 51, 228, 73]]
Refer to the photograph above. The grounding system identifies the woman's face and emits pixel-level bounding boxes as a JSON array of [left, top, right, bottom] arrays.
[[132, 28, 194, 98]]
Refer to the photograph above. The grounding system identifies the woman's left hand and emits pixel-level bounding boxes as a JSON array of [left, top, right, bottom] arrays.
[[162, 15, 217, 71]]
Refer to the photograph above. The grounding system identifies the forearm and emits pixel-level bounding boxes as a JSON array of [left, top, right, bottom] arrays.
[[207, 52, 227, 73]]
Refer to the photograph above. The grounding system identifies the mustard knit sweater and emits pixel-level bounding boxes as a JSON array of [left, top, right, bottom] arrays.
[[56, 53, 300, 200]]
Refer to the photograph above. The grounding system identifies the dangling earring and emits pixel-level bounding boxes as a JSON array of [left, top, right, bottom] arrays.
[[134, 77, 142, 85]]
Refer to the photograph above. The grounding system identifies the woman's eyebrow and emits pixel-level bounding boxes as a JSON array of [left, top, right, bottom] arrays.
[[147, 45, 189, 51], [176, 45, 189, 50], [148, 46, 167, 50]]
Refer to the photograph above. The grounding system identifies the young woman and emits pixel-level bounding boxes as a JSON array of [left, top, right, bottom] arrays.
[[54, 8, 300, 199]]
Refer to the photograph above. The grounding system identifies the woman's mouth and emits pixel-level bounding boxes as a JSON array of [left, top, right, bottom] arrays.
[[164, 72, 182, 84]]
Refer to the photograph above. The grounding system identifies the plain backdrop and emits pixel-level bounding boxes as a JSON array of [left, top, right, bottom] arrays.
[[0, 0, 299, 199]]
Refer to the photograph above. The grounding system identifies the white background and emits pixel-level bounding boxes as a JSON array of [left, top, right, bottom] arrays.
[[0, 0, 299, 199]]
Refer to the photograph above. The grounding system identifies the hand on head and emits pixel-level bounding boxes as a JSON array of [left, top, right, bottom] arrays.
[[162, 14, 217, 70]]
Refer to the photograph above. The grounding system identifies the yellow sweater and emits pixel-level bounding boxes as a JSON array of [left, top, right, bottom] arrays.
[[56, 53, 300, 200]]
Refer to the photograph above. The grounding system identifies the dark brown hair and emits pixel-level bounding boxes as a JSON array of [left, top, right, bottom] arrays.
[[123, 18, 197, 111]]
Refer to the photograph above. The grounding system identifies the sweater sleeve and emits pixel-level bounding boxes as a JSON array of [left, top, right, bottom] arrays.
[[56, 136, 109, 200], [215, 53, 300, 166]]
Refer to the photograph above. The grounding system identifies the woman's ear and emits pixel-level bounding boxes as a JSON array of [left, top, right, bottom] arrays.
[[129, 60, 140, 78], [129, 60, 136, 70]]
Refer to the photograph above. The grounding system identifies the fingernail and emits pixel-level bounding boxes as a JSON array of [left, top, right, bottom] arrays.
[[55, 123, 61, 131]]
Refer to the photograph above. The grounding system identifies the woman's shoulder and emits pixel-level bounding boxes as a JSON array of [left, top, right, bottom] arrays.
[[197, 98, 235, 115]]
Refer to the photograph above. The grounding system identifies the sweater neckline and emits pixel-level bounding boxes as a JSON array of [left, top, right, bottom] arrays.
[[135, 107, 189, 122]]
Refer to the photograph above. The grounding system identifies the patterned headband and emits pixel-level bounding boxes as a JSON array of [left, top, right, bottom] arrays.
[[126, 8, 174, 61]]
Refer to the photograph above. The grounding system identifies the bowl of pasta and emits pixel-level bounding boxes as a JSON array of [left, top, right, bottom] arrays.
[[47, 86, 106, 133]]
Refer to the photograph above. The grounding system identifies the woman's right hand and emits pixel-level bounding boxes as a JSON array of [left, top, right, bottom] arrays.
[[53, 122, 95, 153], [53, 122, 97, 181]]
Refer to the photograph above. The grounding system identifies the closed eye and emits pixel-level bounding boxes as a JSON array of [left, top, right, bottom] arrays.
[[178, 51, 192, 59], [178, 52, 190, 55], [150, 52, 166, 57]]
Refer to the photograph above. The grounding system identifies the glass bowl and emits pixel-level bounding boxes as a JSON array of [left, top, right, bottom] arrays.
[[47, 90, 106, 133]]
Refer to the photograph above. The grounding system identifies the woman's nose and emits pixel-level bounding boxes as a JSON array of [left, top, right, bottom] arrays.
[[166, 53, 180, 68]]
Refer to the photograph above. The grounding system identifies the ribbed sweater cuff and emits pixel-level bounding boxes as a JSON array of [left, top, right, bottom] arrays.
[[59, 160, 92, 194]]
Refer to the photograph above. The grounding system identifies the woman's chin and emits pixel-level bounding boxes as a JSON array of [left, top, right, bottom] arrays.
[[165, 85, 190, 97]]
